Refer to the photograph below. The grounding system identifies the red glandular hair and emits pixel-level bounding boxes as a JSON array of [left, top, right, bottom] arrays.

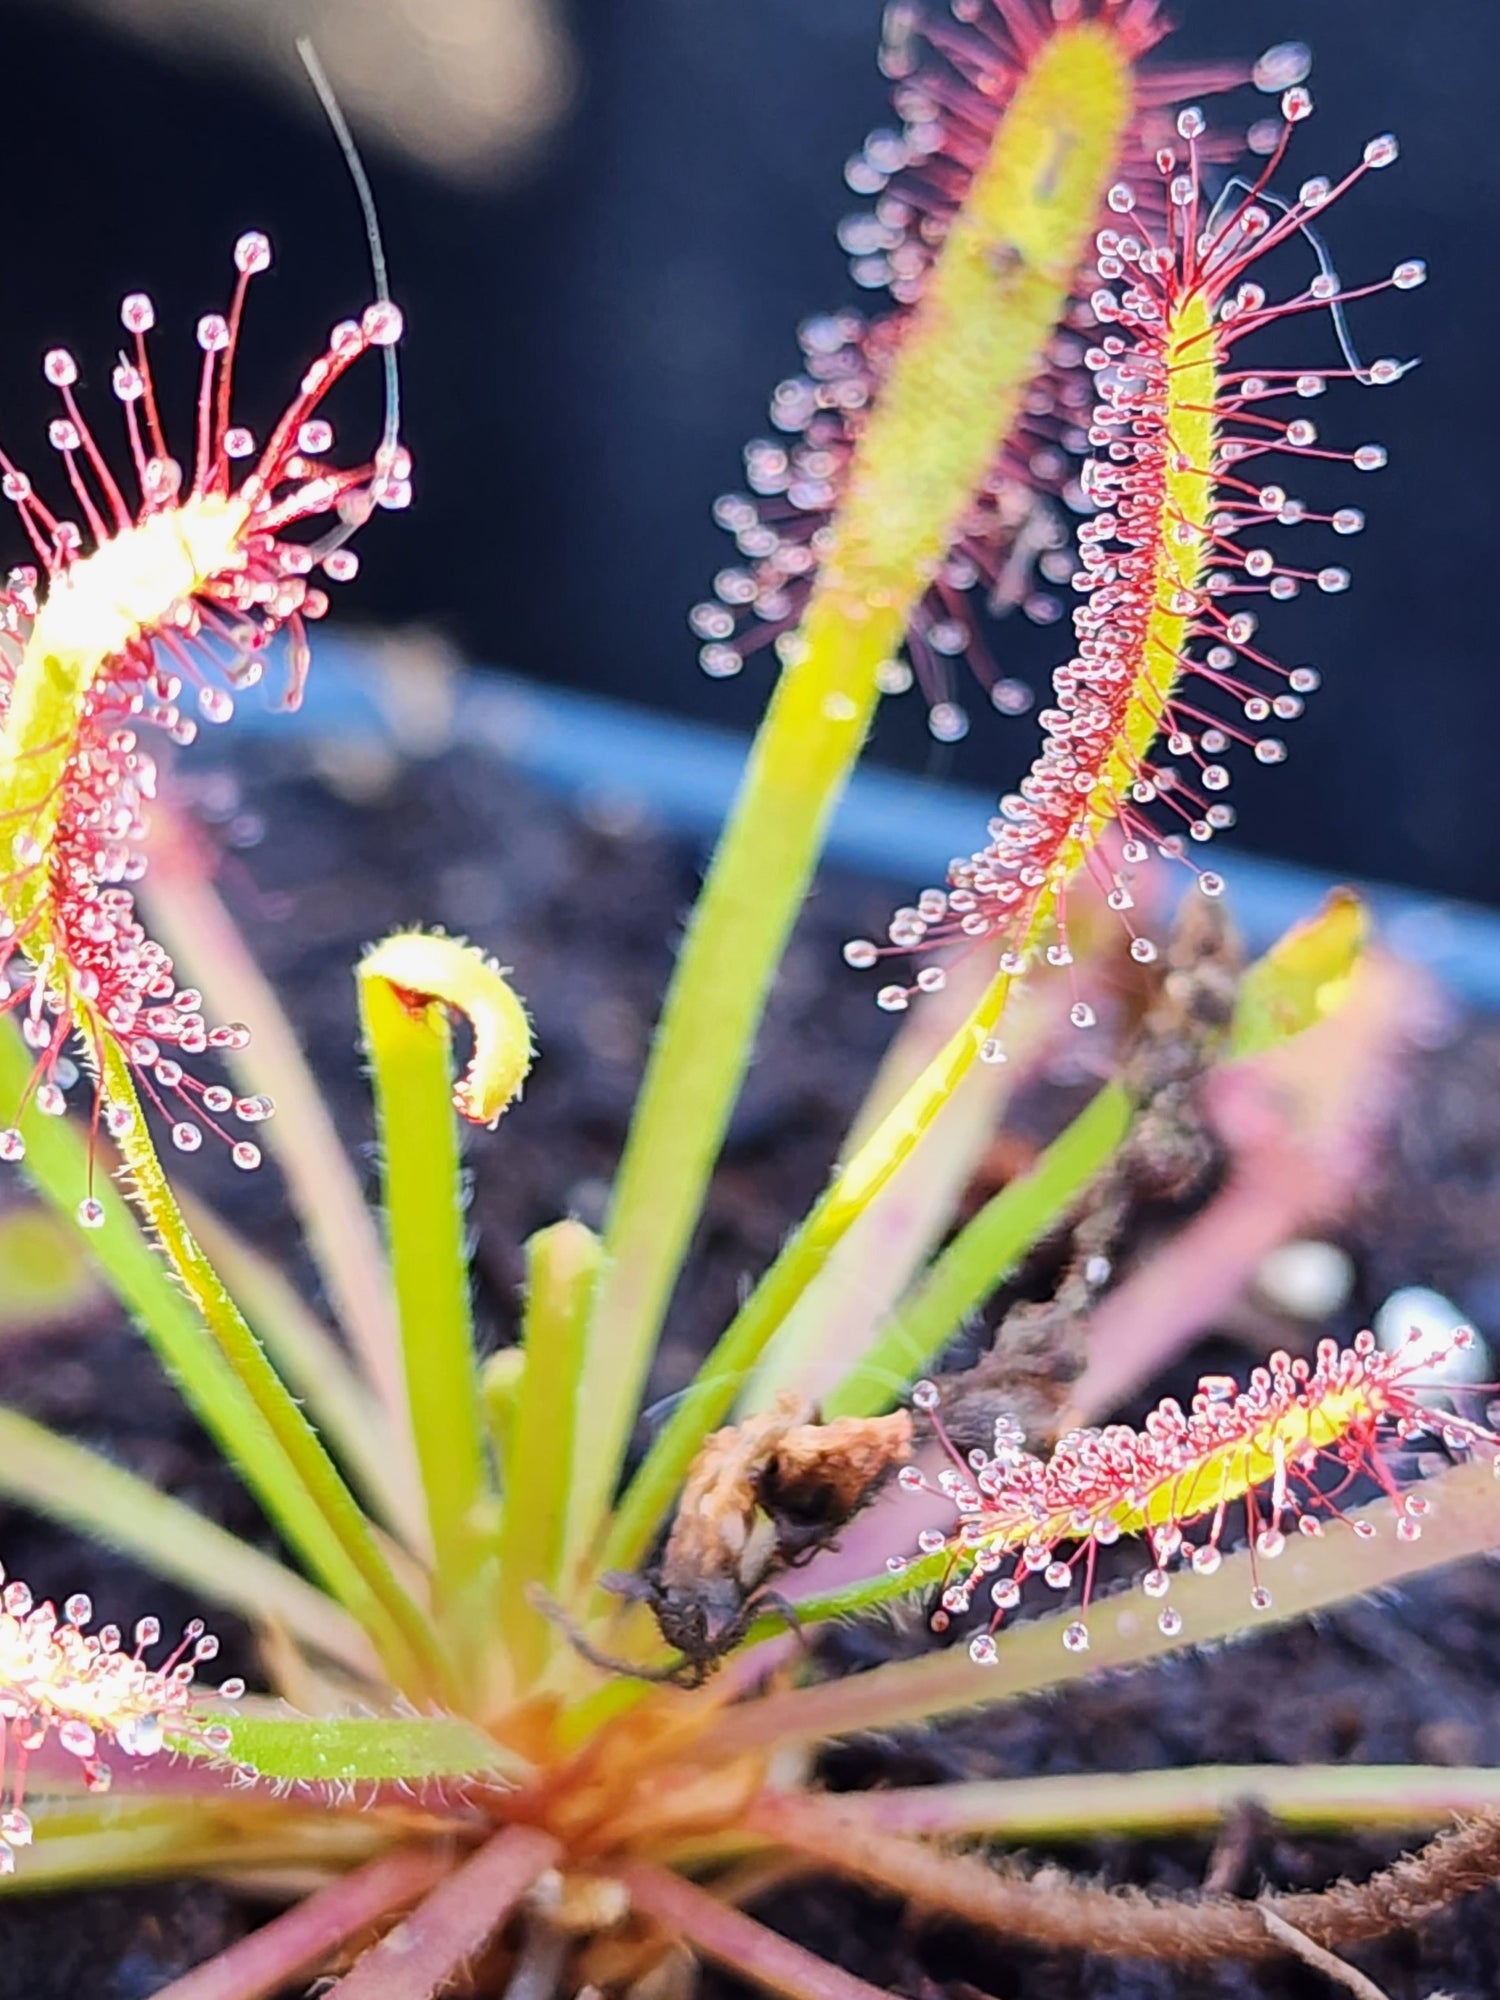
[[692, 0, 1254, 739], [0, 233, 407, 1197], [896, 1331, 1497, 1660], [0, 1564, 240, 1874], [848, 86, 1419, 1025]]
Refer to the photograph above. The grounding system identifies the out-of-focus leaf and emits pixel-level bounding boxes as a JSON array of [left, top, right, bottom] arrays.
[[0, 1202, 104, 1337], [1228, 889, 1368, 1061]]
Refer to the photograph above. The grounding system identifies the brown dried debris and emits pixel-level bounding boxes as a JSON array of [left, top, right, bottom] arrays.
[[602, 1395, 912, 1685], [930, 895, 1242, 1458]]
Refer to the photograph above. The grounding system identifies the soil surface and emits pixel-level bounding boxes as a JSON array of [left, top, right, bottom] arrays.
[[2, 736, 1500, 1999]]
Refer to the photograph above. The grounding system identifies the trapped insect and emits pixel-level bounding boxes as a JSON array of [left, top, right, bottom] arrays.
[[577, 1396, 912, 1686]]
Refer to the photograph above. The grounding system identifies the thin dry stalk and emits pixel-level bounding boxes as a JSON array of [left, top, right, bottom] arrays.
[[616, 1859, 893, 2000], [1258, 1910, 1393, 2000]]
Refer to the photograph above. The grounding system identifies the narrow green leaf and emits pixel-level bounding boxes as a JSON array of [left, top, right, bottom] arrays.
[[500, 1219, 600, 1671], [816, 1763, 1500, 1842], [825, 891, 1373, 1420], [598, 962, 1014, 1579], [575, 620, 885, 1572], [141, 838, 412, 1479], [358, 936, 530, 1631], [0, 1017, 429, 1684], [185, 1196, 420, 1548], [0, 1406, 379, 1680], [99, 1041, 449, 1700], [823, 1083, 1131, 1421], [187, 1714, 524, 1786], [2, 1799, 386, 1893]]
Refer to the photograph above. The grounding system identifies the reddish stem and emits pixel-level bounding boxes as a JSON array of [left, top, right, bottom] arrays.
[[615, 1860, 892, 2000], [151, 1847, 452, 2000], [324, 1824, 560, 1999]]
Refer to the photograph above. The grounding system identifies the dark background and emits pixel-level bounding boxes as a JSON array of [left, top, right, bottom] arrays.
[[0, 0, 1489, 901]]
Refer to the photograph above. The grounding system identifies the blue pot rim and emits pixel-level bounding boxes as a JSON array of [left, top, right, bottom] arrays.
[[234, 635, 1500, 1011]]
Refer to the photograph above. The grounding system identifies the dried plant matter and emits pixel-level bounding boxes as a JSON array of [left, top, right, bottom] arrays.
[[746, 1792, 1500, 1965], [595, 1398, 913, 1685], [930, 892, 1241, 1455], [1072, 940, 1425, 1423]]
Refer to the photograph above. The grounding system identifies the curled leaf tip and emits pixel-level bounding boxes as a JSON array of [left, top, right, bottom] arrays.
[[360, 930, 534, 1126], [1229, 889, 1369, 1061]]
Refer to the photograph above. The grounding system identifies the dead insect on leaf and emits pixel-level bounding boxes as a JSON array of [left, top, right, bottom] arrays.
[[572, 1395, 912, 1687]]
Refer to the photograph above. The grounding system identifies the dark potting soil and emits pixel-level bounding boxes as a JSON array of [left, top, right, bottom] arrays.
[[2, 733, 1500, 1999]]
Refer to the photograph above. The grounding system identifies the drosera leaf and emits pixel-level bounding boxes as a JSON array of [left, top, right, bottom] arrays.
[[357, 931, 533, 1645], [131, 1847, 453, 1999], [797, 1763, 1500, 1844], [179, 1713, 528, 1788], [98, 1040, 452, 1703], [319, 1824, 562, 2000], [823, 1083, 1130, 1424], [599, 892, 1371, 1576], [574, 10, 1152, 1572], [480, 1347, 526, 1478], [0, 1798, 390, 1894], [713, 1456, 1500, 1757], [597, 959, 1017, 1583], [743, 957, 1048, 1412], [184, 1194, 417, 1549], [500, 1218, 601, 1677], [141, 812, 416, 1511], [0, 1014, 443, 1698], [359, 930, 534, 1130]]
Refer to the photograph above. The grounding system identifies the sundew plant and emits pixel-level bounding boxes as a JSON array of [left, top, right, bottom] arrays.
[[0, 5, 1496, 1996]]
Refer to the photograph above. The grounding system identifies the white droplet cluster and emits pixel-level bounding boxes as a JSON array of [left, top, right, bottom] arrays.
[[0, 1566, 242, 1874], [0, 232, 402, 1171], [906, 1331, 1487, 1662]]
